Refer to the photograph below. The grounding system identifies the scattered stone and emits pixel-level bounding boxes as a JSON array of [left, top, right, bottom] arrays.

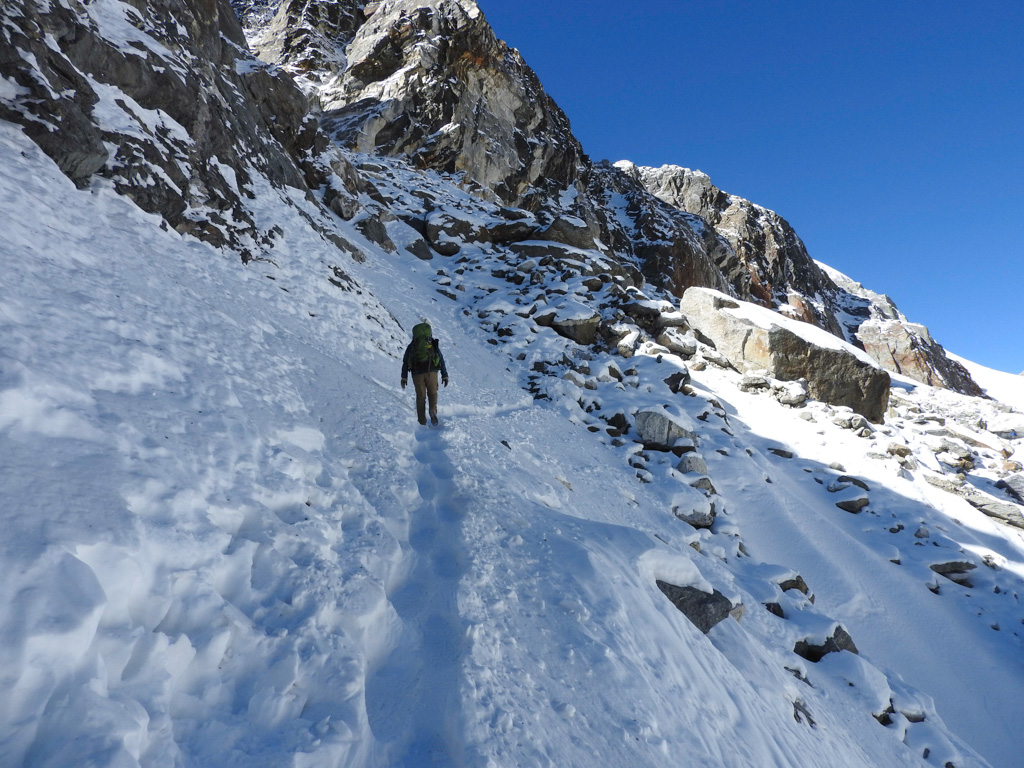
[[792, 699, 816, 727], [773, 379, 809, 406], [837, 475, 870, 492], [739, 372, 771, 391], [687, 475, 717, 494], [663, 369, 691, 394], [929, 560, 977, 587], [835, 496, 870, 513], [776, 574, 811, 597], [634, 409, 699, 451], [657, 327, 698, 357], [887, 443, 913, 458], [769, 448, 794, 459], [793, 625, 859, 662], [657, 580, 742, 634], [673, 503, 716, 529], [677, 453, 708, 475]]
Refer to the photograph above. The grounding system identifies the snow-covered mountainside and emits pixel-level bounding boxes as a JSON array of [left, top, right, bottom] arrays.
[[3, 0, 1024, 767]]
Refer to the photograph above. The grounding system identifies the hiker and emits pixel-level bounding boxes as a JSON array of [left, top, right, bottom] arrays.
[[401, 322, 449, 425]]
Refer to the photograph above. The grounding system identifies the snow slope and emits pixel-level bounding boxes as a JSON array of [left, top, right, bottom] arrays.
[[3, 120, 1024, 768], [951, 354, 1024, 414]]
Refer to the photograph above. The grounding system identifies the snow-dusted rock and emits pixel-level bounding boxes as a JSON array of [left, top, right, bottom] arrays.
[[632, 165, 838, 330], [0, 0, 364, 258], [656, 327, 698, 357], [682, 287, 891, 422], [856, 319, 982, 396], [772, 379, 809, 406], [657, 580, 741, 634], [634, 408, 699, 451], [294, 0, 586, 210], [794, 625, 859, 662], [534, 301, 601, 345]]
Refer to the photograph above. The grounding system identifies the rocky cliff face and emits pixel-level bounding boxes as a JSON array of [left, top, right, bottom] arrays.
[[630, 164, 983, 396], [250, 0, 586, 212], [0, 0, 363, 259], [631, 164, 839, 321]]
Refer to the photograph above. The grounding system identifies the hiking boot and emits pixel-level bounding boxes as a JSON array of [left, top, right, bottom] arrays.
[[430, 415, 439, 426]]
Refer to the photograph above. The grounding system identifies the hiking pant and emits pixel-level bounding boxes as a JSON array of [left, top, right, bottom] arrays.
[[412, 371, 438, 424]]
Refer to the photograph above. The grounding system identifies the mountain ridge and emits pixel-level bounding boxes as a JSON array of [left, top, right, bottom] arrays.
[[236, 0, 983, 397]]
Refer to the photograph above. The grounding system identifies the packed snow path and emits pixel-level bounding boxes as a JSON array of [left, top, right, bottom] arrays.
[[362, 425, 467, 766]]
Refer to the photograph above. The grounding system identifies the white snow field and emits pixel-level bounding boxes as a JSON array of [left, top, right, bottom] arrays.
[[3, 120, 1024, 768]]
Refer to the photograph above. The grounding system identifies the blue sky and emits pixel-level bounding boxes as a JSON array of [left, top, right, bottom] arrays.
[[478, 0, 1023, 374]]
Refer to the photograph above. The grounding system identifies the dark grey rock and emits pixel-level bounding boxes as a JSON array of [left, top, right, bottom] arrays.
[[657, 580, 739, 634], [929, 561, 977, 587], [794, 625, 859, 662], [663, 370, 691, 393], [835, 496, 870, 513]]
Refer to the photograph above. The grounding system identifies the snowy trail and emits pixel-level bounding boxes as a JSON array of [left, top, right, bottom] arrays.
[[364, 424, 468, 767]]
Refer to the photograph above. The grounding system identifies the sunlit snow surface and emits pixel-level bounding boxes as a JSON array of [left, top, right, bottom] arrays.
[[2, 121, 1024, 767]]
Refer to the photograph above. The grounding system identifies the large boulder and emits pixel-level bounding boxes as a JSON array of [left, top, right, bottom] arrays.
[[681, 288, 890, 422]]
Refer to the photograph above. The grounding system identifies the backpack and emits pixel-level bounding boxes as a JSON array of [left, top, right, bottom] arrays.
[[411, 322, 439, 369]]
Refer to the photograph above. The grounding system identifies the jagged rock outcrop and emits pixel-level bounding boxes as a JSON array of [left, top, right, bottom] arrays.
[[856, 319, 983, 396], [819, 263, 983, 396], [243, 0, 765, 305], [682, 287, 890, 422], [629, 164, 841, 329], [636, 166, 983, 398], [0, 0, 363, 259], [255, 0, 588, 212], [587, 161, 733, 298]]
